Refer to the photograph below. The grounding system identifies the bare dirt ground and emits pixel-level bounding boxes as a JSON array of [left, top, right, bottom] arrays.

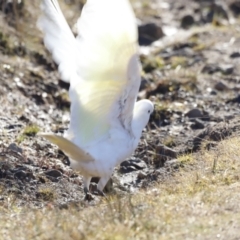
[[0, 0, 240, 238]]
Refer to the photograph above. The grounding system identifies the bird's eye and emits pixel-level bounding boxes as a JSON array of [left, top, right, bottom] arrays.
[[148, 110, 151, 114]]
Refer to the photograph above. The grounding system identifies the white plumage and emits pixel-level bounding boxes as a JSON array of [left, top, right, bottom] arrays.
[[38, 0, 154, 196]]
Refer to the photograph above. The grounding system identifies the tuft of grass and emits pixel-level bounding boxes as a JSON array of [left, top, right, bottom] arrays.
[[163, 136, 176, 147], [36, 187, 55, 201], [193, 43, 208, 51], [17, 124, 40, 143], [16, 134, 26, 144], [170, 56, 188, 69], [178, 153, 194, 164], [0, 32, 11, 54], [141, 55, 165, 73], [22, 124, 40, 136]]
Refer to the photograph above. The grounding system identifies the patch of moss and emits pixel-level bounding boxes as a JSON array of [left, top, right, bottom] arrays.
[[17, 124, 40, 143], [178, 154, 194, 164], [22, 124, 40, 136], [193, 43, 207, 52], [163, 136, 175, 148], [141, 56, 165, 73], [0, 32, 12, 54], [170, 56, 188, 69], [16, 134, 26, 144], [154, 102, 167, 112], [36, 188, 55, 201]]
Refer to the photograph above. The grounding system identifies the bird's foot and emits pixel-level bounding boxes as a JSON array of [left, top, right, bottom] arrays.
[[84, 192, 94, 201], [92, 189, 106, 197], [84, 187, 94, 201], [84, 186, 105, 199]]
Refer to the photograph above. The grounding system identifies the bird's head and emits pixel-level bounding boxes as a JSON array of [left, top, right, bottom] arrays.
[[132, 99, 154, 135]]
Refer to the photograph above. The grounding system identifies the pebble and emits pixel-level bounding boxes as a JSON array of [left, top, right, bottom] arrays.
[[44, 169, 62, 178], [154, 145, 178, 166], [219, 64, 234, 75], [191, 119, 205, 129], [181, 15, 194, 29], [7, 143, 23, 154], [138, 23, 164, 46], [137, 172, 147, 180], [120, 158, 147, 174], [185, 108, 203, 119], [230, 52, 240, 58], [214, 81, 228, 91]]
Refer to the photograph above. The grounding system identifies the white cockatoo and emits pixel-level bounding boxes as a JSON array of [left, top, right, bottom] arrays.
[[37, 0, 154, 196]]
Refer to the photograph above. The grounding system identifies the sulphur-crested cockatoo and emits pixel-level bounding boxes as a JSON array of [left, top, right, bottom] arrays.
[[37, 0, 154, 196]]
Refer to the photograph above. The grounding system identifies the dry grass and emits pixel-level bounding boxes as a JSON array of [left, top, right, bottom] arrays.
[[0, 136, 240, 239]]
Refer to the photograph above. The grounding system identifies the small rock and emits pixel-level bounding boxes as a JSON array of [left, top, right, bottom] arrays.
[[201, 63, 233, 75], [214, 81, 228, 91], [154, 145, 178, 167], [120, 166, 137, 174], [137, 172, 147, 180], [138, 23, 164, 46], [207, 87, 217, 95], [230, 52, 240, 58], [219, 64, 234, 75], [132, 160, 147, 170], [210, 90, 217, 95], [181, 15, 195, 29], [120, 158, 147, 174], [4, 124, 23, 130], [38, 176, 46, 183], [165, 159, 179, 166], [0, 170, 6, 178], [229, 1, 240, 16], [201, 64, 218, 74], [44, 169, 62, 178], [7, 143, 23, 154], [14, 170, 26, 180], [226, 94, 240, 104], [191, 119, 205, 129], [165, 159, 179, 167], [185, 108, 203, 119], [59, 204, 68, 210]]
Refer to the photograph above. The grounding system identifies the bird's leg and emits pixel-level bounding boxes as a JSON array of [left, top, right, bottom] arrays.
[[82, 176, 93, 201], [83, 186, 89, 195], [95, 176, 111, 197], [96, 189, 106, 197]]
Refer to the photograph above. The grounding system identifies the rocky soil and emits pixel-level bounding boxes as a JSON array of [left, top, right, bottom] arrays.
[[0, 0, 240, 208]]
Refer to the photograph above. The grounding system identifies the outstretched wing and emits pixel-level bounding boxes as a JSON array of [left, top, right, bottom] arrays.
[[67, 0, 141, 146], [38, 0, 78, 82], [38, 133, 94, 162], [39, 0, 141, 148]]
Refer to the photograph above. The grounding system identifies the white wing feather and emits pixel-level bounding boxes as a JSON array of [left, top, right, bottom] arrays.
[[38, 0, 78, 82], [39, 0, 141, 147], [67, 0, 141, 146]]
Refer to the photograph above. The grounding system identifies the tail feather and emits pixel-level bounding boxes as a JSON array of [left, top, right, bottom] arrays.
[[38, 132, 94, 162]]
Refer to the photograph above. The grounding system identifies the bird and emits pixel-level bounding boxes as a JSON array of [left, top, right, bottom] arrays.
[[37, 0, 154, 197]]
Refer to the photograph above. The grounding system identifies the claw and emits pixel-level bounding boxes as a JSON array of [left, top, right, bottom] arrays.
[[84, 187, 94, 201], [92, 189, 105, 197]]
